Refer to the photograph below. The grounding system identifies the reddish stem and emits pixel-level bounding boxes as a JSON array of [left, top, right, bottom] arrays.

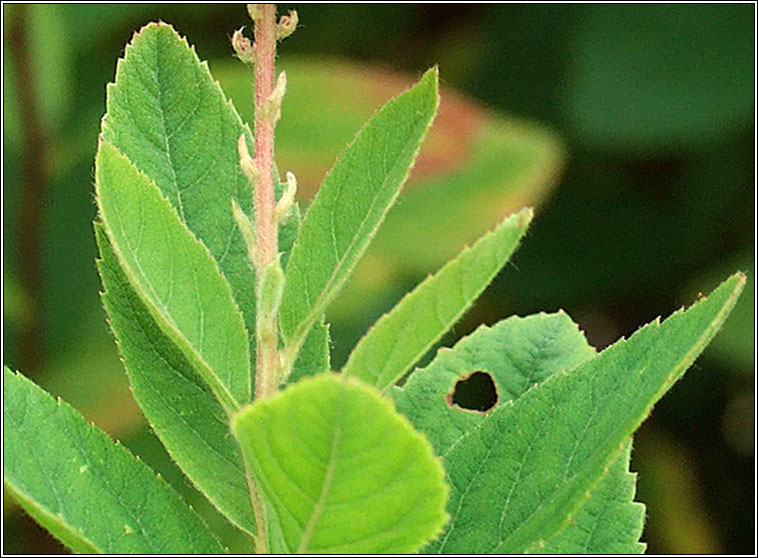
[[252, 3, 280, 402], [253, 3, 277, 272]]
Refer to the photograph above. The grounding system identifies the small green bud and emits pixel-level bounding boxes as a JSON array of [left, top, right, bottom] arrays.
[[276, 10, 298, 40], [262, 71, 287, 123], [257, 258, 285, 324], [247, 4, 263, 21], [237, 134, 259, 185], [231, 198, 257, 266], [274, 171, 297, 223]]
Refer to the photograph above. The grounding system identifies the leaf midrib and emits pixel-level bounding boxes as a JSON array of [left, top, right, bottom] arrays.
[[296, 406, 343, 553]]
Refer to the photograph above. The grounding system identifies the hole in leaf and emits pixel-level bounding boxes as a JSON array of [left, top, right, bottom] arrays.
[[447, 371, 498, 413]]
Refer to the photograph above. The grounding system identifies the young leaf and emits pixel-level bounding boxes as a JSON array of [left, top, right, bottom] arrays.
[[95, 139, 250, 412], [232, 373, 449, 554], [95, 224, 255, 536], [100, 21, 301, 383], [342, 207, 533, 391], [529, 439, 646, 554], [279, 67, 440, 353], [392, 311, 597, 456], [3, 367, 224, 554], [423, 273, 743, 554]]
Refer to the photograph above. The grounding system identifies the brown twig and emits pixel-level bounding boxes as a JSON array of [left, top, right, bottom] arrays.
[[7, 4, 48, 375]]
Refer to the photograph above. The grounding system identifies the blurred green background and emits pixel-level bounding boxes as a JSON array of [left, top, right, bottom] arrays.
[[3, 4, 754, 554]]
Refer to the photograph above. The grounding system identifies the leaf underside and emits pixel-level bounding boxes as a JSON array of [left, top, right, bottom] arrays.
[[16, 16, 738, 558], [3, 367, 224, 554], [233, 373, 449, 554], [99, 21, 328, 388]]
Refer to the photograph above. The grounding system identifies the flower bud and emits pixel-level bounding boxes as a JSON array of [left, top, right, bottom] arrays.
[[232, 27, 254, 64], [237, 134, 259, 185], [231, 198, 257, 266], [277, 10, 298, 40], [274, 171, 297, 222]]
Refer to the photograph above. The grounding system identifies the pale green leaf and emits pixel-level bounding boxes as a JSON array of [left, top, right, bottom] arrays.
[[95, 139, 249, 411], [343, 207, 533, 391], [280, 67, 440, 352], [95, 223, 255, 536], [422, 273, 743, 553], [232, 373, 449, 554], [3, 367, 224, 554], [100, 21, 302, 386], [392, 311, 597, 456], [529, 439, 646, 554]]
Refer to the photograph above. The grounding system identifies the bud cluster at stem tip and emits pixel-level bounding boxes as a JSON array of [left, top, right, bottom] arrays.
[[234, 6, 297, 63]]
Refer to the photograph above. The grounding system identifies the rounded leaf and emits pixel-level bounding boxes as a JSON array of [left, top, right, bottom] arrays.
[[232, 373, 448, 554]]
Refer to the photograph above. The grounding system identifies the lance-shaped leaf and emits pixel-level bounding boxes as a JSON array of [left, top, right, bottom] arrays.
[[95, 139, 249, 411], [232, 373, 449, 554], [343, 207, 533, 391], [100, 21, 302, 382], [422, 273, 743, 554], [530, 439, 646, 554], [280, 67, 440, 353], [95, 224, 254, 536], [3, 367, 224, 554]]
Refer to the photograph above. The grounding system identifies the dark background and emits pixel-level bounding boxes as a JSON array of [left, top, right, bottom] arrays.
[[3, 4, 755, 554]]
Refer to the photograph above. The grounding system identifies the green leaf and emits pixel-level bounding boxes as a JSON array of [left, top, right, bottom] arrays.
[[95, 139, 250, 412], [530, 439, 646, 554], [343, 207, 533, 391], [289, 319, 331, 384], [393, 311, 597, 456], [3, 367, 224, 554], [100, 21, 302, 386], [232, 373, 449, 554], [393, 312, 644, 554], [422, 273, 743, 553], [95, 223, 255, 536], [280, 67, 440, 352]]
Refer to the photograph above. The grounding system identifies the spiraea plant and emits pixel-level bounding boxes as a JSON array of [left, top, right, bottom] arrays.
[[3, 4, 744, 554]]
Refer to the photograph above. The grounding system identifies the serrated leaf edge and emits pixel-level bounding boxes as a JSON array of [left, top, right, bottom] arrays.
[[95, 139, 250, 413], [342, 206, 533, 391], [281, 67, 441, 352], [93, 224, 256, 537]]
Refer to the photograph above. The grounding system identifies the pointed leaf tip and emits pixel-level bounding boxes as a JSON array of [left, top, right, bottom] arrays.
[[280, 62, 442, 353]]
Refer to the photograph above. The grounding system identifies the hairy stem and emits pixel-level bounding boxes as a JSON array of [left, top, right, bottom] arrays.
[[253, 3, 277, 271], [252, 3, 280, 402]]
